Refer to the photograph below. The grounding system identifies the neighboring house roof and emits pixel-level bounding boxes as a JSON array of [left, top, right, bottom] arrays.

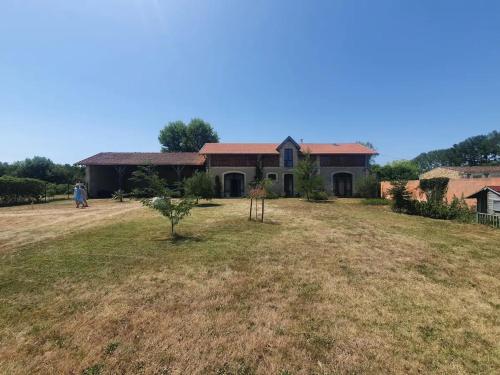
[[199, 142, 377, 155], [420, 165, 500, 179], [444, 166, 500, 174], [77, 152, 206, 166], [467, 185, 500, 199]]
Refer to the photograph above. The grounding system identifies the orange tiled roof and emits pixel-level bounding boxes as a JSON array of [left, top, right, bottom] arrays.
[[199, 143, 377, 155], [199, 143, 279, 154], [77, 152, 206, 166]]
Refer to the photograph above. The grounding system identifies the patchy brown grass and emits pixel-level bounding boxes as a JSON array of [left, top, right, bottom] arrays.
[[0, 198, 498, 374], [0, 199, 142, 252]]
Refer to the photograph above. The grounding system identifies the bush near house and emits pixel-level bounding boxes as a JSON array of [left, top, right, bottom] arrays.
[[389, 178, 473, 221], [309, 190, 329, 201], [183, 171, 214, 203], [129, 165, 170, 198], [356, 175, 379, 198], [295, 152, 324, 201], [0, 176, 46, 205]]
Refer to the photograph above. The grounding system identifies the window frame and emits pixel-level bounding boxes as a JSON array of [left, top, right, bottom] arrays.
[[284, 148, 293, 168], [493, 200, 500, 213], [267, 172, 278, 182]]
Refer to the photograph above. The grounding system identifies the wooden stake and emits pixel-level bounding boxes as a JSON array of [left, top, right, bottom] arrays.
[[261, 198, 264, 222], [249, 198, 253, 220]]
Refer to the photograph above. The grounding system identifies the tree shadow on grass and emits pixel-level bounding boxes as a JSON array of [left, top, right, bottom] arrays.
[[195, 202, 222, 208], [306, 199, 336, 204], [150, 233, 204, 244], [248, 219, 281, 225]]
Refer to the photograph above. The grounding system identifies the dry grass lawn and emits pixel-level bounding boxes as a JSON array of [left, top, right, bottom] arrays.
[[0, 198, 499, 374]]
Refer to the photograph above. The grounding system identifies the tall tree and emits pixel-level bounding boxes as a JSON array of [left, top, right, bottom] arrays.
[[185, 118, 219, 151], [159, 121, 188, 152], [159, 119, 219, 152], [295, 152, 323, 201]]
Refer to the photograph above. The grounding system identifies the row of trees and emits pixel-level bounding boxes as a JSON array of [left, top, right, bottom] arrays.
[[0, 156, 84, 184], [412, 130, 499, 171]]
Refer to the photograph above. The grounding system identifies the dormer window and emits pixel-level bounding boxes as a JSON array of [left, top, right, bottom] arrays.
[[284, 148, 293, 167]]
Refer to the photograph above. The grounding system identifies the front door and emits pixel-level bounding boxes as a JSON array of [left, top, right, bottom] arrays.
[[224, 173, 245, 197], [230, 178, 241, 197], [333, 173, 352, 197], [284, 174, 294, 197]]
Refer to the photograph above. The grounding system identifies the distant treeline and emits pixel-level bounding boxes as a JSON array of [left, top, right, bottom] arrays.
[[412, 131, 500, 171], [0, 156, 84, 184]]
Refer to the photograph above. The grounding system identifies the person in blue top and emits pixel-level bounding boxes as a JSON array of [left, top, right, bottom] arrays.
[[73, 182, 85, 208]]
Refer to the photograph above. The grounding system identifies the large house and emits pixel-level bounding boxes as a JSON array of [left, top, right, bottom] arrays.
[[78, 136, 377, 198]]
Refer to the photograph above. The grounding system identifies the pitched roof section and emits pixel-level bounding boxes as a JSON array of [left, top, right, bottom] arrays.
[[277, 136, 300, 150], [200, 143, 280, 154], [489, 186, 500, 194], [199, 143, 378, 155], [77, 152, 206, 166], [466, 185, 500, 199], [442, 166, 500, 174], [300, 143, 378, 155]]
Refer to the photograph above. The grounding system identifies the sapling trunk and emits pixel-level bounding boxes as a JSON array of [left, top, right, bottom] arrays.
[[249, 198, 253, 220]]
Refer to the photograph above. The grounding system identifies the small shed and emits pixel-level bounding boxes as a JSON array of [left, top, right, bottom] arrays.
[[466, 186, 500, 215]]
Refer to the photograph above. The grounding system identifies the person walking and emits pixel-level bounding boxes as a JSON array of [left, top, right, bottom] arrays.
[[80, 183, 89, 207], [73, 183, 84, 208]]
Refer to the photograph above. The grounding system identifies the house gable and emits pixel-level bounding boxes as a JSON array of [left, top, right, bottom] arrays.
[[276, 136, 301, 151]]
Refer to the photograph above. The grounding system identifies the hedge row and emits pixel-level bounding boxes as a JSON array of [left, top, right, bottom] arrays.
[[0, 176, 46, 205]]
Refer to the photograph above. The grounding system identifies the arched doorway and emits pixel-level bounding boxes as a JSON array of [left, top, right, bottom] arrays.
[[333, 173, 353, 197], [224, 173, 245, 197]]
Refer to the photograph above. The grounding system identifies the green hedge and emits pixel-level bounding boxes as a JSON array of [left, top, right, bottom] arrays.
[[0, 176, 46, 205], [389, 180, 473, 222]]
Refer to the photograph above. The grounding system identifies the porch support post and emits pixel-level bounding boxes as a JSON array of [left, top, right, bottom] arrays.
[[173, 165, 185, 182], [114, 166, 127, 190]]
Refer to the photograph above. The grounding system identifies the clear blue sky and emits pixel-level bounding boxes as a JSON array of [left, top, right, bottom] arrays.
[[1, 0, 499, 165]]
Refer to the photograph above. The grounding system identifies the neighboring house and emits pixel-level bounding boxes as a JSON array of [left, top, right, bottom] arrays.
[[199, 136, 377, 197], [467, 186, 500, 216], [420, 166, 500, 180], [380, 177, 500, 208], [78, 136, 377, 198]]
